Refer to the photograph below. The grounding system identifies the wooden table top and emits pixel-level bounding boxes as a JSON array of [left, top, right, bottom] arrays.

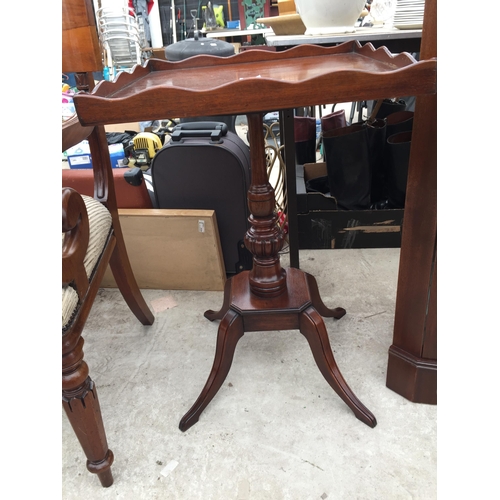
[[73, 41, 436, 126]]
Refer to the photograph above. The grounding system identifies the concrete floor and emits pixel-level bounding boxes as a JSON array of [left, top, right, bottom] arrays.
[[62, 247, 437, 499]]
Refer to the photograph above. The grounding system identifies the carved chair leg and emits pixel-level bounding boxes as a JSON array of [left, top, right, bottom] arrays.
[[63, 337, 114, 487], [109, 237, 154, 326], [180, 309, 244, 432], [299, 306, 377, 428]]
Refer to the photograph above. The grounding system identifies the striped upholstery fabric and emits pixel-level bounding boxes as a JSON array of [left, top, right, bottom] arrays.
[[62, 195, 113, 330]]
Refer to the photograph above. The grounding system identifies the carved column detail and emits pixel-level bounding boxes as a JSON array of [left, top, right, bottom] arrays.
[[244, 113, 287, 298]]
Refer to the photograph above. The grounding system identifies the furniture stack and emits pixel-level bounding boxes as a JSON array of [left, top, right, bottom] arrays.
[[96, 3, 144, 80], [393, 0, 425, 29]]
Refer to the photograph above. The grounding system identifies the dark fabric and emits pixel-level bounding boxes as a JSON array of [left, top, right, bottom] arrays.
[[305, 176, 330, 194], [386, 131, 412, 208], [106, 131, 136, 148], [294, 116, 317, 165], [323, 124, 371, 210], [375, 98, 407, 119], [295, 139, 317, 166], [364, 119, 387, 204], [386, 111, 414, 138]]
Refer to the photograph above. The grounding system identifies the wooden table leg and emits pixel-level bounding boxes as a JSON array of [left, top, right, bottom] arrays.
[[299, 306, 376, 427], [179, 112, 376, 431], [179, 309, 244, 432]]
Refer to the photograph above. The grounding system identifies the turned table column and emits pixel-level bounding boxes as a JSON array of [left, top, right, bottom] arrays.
[[244, 113, 287, 297]]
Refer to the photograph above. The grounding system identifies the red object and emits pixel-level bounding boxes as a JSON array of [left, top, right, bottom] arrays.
[[128, 0, 154, 15], [62, 169, 153, 209], [277, 210, 288, 234]]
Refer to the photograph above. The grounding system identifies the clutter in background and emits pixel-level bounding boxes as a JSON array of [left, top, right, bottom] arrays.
[[62, 80, 77, 122]]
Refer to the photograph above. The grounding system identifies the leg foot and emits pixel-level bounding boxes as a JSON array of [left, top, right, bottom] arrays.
[[180, 309, 244, 431], [204, 278, 232, 321], [299, 306, 377, 427], [305, 272, 346, 319], [87, 450, 115, 487], [63, 383, 115, 487]]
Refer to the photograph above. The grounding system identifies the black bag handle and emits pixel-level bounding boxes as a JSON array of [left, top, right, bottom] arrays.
[[170, 121, 228, 142]]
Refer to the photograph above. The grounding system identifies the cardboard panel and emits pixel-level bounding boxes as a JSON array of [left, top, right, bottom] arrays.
[[102, 209, 226, 291], [104, 122, 141, 133]]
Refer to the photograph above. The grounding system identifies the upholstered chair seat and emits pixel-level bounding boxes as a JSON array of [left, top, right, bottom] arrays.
[[62, 194, 112, 331]]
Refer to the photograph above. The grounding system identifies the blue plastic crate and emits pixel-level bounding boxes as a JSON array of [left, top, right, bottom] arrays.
[[66, 141, 125, 169]]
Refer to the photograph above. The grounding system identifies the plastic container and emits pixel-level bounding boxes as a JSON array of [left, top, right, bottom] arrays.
[[66, 141, 126, 169]]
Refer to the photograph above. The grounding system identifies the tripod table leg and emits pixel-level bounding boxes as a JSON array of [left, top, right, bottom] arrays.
[[299, 306, 377, 428], [305, 272, 346, 319], [204, 278, 232, 322], [180, 308, 244, 431]]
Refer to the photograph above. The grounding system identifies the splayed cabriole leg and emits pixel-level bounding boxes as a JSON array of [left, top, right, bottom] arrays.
[[181, 112, 376, 431], [299, 306, 377, 427], [179, 309, 244, 432], [204, 278, 232, 321], [62, 336, 114, 487], [305, 272, 346, 319]]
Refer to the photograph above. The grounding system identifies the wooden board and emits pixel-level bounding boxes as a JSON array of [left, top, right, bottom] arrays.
[[102, 209, 226, 291], [104, 122, 141, 133], [278, 0, 297, 16], [257, 14, 306, 36]]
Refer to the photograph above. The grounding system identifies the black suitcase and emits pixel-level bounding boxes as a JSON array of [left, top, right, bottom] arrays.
[[150, 122, 253, 274]]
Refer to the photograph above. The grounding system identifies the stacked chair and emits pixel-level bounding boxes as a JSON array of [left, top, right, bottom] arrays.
[[96, 2, 145, 80]]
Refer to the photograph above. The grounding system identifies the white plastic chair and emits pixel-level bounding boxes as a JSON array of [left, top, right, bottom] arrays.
[[96, 5, 145, 80]]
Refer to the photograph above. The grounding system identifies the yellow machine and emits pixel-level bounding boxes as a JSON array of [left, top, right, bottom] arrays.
[[131, 132, 163, 169]]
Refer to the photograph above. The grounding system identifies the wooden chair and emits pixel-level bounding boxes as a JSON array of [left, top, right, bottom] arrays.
[[62, 99, 155, 489], [62, 1, 154, 486]]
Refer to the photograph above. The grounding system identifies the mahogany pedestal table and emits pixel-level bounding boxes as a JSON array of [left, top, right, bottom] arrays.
[[179, 112, 377, 431], [73, 41, 437, 431]]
